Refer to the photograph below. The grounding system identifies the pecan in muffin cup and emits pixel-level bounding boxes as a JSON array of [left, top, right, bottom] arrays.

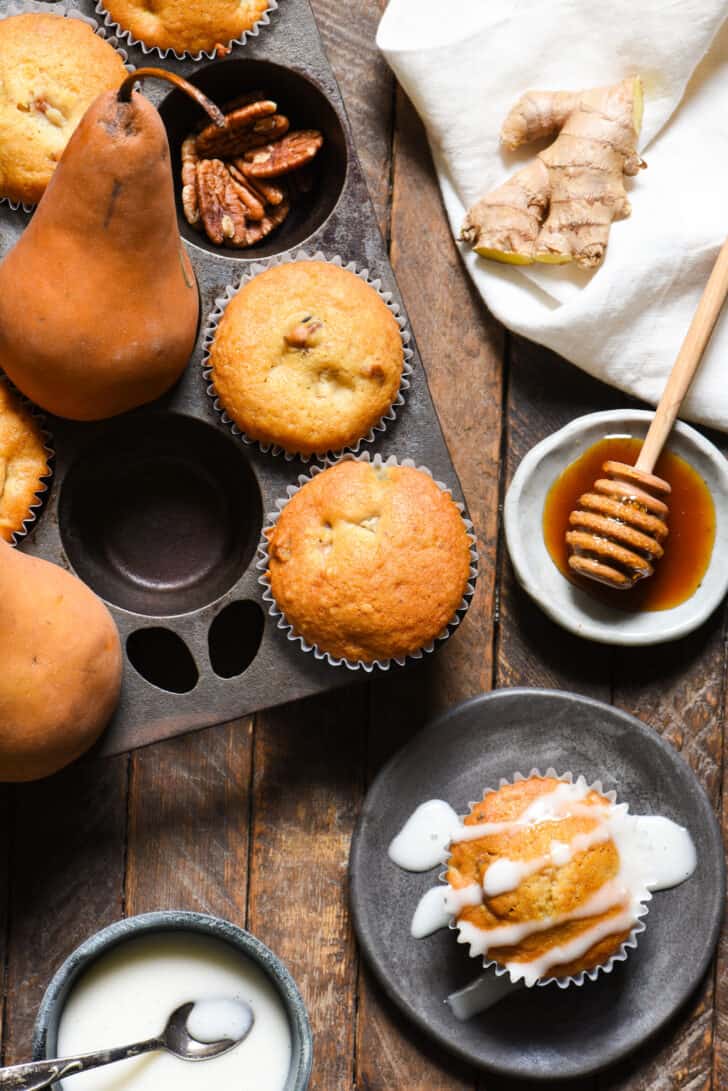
[[202, 250, 414, 463], [0, 376, 55, 546], [95, 0, 277, 62], [0, 2, 131, 213], [444, 768, 650, 1001], [256, 451, 478, 672]]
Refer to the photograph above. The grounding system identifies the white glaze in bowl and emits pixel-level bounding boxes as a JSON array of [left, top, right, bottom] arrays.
[[504, 410, 728, 645]]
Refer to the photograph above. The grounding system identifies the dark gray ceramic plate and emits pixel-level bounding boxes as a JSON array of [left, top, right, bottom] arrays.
[[349, 688, 725, 1081]]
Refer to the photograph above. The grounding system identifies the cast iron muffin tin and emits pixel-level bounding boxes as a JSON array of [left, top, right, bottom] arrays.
[[1, 0, 471, 756]]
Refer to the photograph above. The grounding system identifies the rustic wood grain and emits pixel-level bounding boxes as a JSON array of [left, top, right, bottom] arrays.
[[0, 786, 11, 1062], [603, 619, 727, 1091], [125, 721, 252, 920], [248, 688, 367, 1091], [496, 337, 621, 701], [309, 0, 392, 239], [714, 608, 728, 1091], [2, 756, 127, 1065], [356, 84, 504, 1088], [389, 89, 505, 707]]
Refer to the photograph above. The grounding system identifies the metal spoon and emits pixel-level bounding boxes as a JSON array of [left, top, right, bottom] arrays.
[[0, 999, 255, 1090]]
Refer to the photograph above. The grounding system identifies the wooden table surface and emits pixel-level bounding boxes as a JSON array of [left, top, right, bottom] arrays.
[[1, 3, 726, 1088]]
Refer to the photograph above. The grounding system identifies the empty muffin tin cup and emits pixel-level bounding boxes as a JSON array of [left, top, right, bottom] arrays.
[[0, 376, 54, 547], [33, 910, 313, 1090], [95, 0, 278, 61], [58, 412, 263, 617], [0, 1, 132, 213], [203, 248, 414, 463], [256, 451, 478, 672], [443, 769, 650, 1019]]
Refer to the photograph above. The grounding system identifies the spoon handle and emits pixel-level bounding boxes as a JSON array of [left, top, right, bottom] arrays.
[[0, 1037, 162, 1090], [636, 238, 728, 474]]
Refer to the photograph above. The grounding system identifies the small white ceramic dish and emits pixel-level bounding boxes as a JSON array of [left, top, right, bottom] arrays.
[[504, 410, 728, 645]]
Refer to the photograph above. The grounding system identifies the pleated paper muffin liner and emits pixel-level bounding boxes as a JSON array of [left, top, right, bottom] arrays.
[[202, 249, 414, 463], [0, 1, 132, 213], [256, 452, 478, 672], [444, 768, 651, 994], [0, 375, 55, 547], [95, 0, 277, 61]]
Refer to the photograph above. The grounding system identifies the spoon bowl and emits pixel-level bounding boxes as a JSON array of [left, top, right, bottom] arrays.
[[164, 999, 254, 1060]]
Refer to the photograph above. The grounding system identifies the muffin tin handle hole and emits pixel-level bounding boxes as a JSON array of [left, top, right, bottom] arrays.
[[208, 600, 264, 678], [127, 629, 199, 693]]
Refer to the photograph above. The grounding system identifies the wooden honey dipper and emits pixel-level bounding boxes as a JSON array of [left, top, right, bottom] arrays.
[[567, 238, 728, 590]]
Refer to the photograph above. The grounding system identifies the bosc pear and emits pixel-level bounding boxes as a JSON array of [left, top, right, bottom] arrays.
[[0, 539, 122, 781], [0, 70, 225, 421]]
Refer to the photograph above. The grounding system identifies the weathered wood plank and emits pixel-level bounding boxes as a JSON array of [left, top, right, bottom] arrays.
[[125, 721, 252, 920], [605, 618, 727, 1091], [389, 90, 505, 708], [488, 331, 612, 1091], [0, 786, 11, 1062], [715, 606, 728, 1091], [356, 87, 503, 1089], [248, 688, 366, 1091], [309, 0, 393, 239], [3, 756, 127, 1065], [496, 336, 621, 700]]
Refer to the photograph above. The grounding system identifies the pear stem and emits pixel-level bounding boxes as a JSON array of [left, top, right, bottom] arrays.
[[117, 68, 226, 127]]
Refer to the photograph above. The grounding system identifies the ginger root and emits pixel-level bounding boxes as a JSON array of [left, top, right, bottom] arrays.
[[460, 77, 645, 270]]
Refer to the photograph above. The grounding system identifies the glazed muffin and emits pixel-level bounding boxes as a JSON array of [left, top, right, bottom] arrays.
[[0, 14, 126, 205], [103, 0, 269, 55], [0, 384, 50, 542], [266, 459, 472, 663], [447, 776, 640, 985], [209, 262, 404, 456]]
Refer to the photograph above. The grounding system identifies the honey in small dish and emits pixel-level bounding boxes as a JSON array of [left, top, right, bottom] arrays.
[[543, 436, 715, 612]]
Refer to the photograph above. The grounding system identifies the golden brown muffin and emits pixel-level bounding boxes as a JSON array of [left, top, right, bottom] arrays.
[[0, 383, 50, 542], [447, 776, 635, 983], [209, 262, 404, 456], [266, 459, 472, 663], [0, 14, 126, 205], [104, 0, 270, 54]]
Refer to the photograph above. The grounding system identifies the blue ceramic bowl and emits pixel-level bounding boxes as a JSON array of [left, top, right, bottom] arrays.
[[33, 910, 313, 1090]]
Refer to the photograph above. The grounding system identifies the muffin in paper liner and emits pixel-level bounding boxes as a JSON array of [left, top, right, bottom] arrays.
[[442, 768, 651, 995], [256, 451, 478, 672], [95, 0, 277, 62], [0, 1, 132, 213], [202, 249, 414, 463], [0, 376, 55, 547]]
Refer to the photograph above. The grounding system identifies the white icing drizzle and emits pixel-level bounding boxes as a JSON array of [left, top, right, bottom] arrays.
[[388, 800, 461, 871], [455, 877, 634, 956], [389, 779, 600, 874], [392, 782, 697, 994], [483, 823, 611, 895], [411, 883, 482, 939]]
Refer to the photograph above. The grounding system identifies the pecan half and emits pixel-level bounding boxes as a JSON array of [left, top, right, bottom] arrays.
[[196, 100, 279, 157], [227, 163, 266, 221], [197, 158, 248, 245], [240, 130, 324, 178], [284, 315, 324, 349], [181, 136, 200, 225], [230, 196, 291, 248], [231, 163, 286, 207]]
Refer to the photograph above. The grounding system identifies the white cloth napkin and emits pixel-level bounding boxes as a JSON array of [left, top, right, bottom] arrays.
[[377, 0, 728, 431]]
